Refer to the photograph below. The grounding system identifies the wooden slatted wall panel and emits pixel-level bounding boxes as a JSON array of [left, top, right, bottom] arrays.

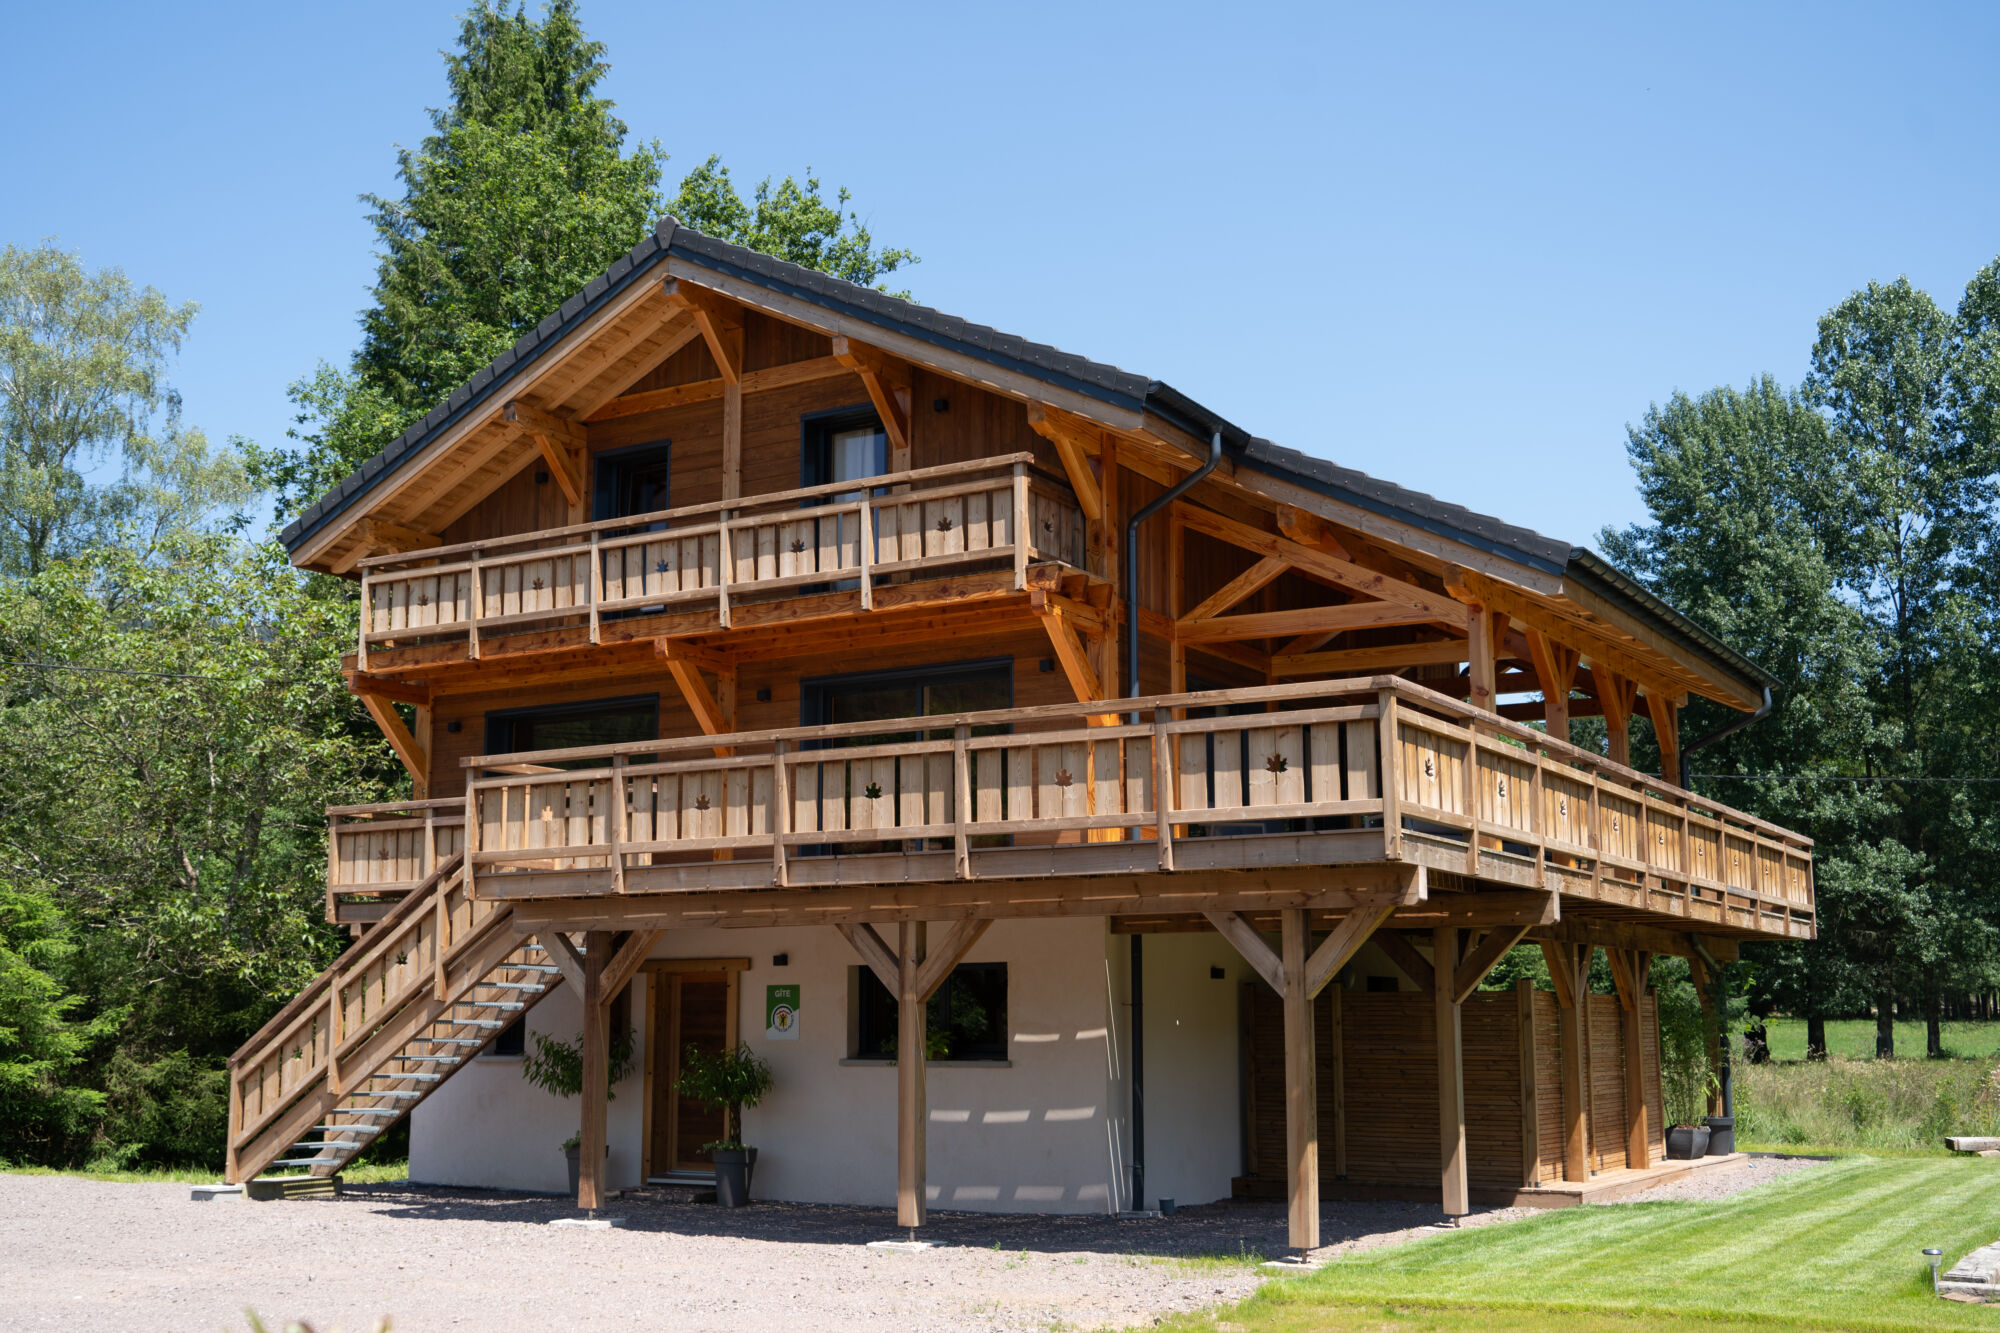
[[1587, 992, 1629, 1171], [1462, 996, 1525, 1192], [1643, 994, 1666, 1161], [1532, 989, 1565, 1183]]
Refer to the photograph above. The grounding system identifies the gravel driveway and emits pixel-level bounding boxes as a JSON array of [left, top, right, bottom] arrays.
[[0, 1159, 1826, 1333]]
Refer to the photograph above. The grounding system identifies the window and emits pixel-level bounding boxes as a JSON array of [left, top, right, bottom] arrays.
[[802, 406, 889, 495], [491, 1017, 526, 1056], [484, 695, 659, 768], [800, 661, 1012, 851], [593, 440, 671, 522], [855, 962, 1008, 1062]]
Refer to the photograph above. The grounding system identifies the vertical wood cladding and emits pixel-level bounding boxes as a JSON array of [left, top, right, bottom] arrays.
[[1245, 981, 1664, 1195]]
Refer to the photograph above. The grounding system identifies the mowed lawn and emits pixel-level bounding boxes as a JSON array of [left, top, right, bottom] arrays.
[[1762, 1017, 2000, 1062], [1164, 1157, 2000, 1333]]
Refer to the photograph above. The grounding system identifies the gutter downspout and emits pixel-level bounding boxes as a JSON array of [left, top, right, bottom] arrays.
[[1119, 429, 1222, 1215], [1678, 685, 1772, 791]]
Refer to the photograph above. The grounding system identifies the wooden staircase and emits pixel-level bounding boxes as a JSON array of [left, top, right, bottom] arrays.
[[226, 853, 561, 1186]]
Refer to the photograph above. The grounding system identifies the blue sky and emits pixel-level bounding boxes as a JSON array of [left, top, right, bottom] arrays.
[[5, 1, 1996, 546]]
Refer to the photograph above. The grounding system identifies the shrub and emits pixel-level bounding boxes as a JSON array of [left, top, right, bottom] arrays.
[[674, 1043, 773, 1151]]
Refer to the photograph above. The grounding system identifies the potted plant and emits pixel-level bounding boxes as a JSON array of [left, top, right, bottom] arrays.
[[522, 1027, 637, 1197], [674, 1042, 774, 1207]]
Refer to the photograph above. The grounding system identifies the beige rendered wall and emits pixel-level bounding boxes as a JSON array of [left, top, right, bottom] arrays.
[[413, 917, 1181, 1214]]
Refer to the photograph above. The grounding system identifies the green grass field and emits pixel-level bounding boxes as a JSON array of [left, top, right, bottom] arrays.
[[1166, 1157, 2000, 1333], [1762, 1017, 2000, 1062], [0, 1160, 410, 1186]]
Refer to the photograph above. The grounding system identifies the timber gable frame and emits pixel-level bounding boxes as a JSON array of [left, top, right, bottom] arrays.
[[257, 217, 1813, 1244]]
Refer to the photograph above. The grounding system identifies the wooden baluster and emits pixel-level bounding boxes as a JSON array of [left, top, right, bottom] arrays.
[[1380, 692, 1402, 859], [1012, 461, 1029, 590], [1588, 774, 1603, 894], [467, 552, 483, 660], [716, 517, 733, 629], [858, 497, 875, 611], [952, 724, 972, 880], [326, 984, 342, 1097], [434, 867, 449, 1001], [609, 754, 627, 893], [1463, 725, 1480, 874], [588, 530, 602, 645], [771, 741, 791, 887], [1152, 708, 1175, 871], [356, 570, 371, 671]]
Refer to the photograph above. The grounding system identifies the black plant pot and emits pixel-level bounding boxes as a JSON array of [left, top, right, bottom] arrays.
[[1703, 1116, 1735, 1156], [1665, 1125, 1710, 1160], [564, 1143, 609, 1199], [713, 1147, 757, 1207]]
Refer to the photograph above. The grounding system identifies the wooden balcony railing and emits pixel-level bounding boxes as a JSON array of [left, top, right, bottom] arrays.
[[430, 677, 1815, 939], [354, 455, 1086, 665], [324, 798, 465, 922]]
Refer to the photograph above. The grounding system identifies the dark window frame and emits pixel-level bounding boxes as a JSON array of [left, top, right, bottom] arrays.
[[592, 438, 672, 523], [483, 693, 660, 767], [855, 961, 1008, 1062], [800, 403, 889, 493]]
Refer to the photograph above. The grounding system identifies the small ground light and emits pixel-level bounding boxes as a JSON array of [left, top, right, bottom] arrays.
[[1925, 1248, 1944, 1289]]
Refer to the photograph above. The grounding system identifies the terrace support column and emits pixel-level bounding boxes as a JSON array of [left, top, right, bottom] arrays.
[[1435, 926, 1469, 1217], [1280, 908, 1319, 1251], [1611, 948, 1653, 1170], [1540, 941, 1592, 1182], [577, 929, 613, 1210], [897, 921, 928, 1229]]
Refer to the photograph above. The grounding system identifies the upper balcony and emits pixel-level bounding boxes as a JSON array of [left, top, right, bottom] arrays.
[[325, 677, 1814, 942], [352, 454, 1089, 673]]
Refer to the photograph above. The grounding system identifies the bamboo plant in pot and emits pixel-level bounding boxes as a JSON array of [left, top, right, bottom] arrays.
[[675, 1043, 774, 1207], [522, 1027, 637, 1197]]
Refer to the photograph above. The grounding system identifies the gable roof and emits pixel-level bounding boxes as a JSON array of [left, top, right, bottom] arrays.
[[279, 217, 1774, 697]]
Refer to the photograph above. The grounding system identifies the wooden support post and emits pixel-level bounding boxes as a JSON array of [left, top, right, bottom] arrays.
[[897, 920, 928, 1228], [578, 928, 612, 1210], [1613, 948, 1652, 1169], [1647, 692, 1680, 786], [1540, 940, 1590, 1182], [1599, 669, 1638, 768], [1435, 926, 1469, 1216], [1525, 628, 1580, 747], [722, 382, 742, 502], [1518, 977, 1540, 1186], [1329, 983, 1346, 1181], [1280, 907, 1318, 1251], [1466, 607, 1498, 714]]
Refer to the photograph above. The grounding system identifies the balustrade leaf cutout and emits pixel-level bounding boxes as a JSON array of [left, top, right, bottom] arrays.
[[395, 951, 407, 966], [1423, 756, 1435, 779], [1054, 768, 1074, 788], [1612, 816, 1621, 832], [790, 538, 808, 553], [936, 516, 954, 532], [540, 805, 554, 822], [1558, 797, 1569, 816], [655, 560, 669, 574], [417, 592, 430, 606], [693, 793, 711, 811], [377, 847, 390, 859], [1265, 754, 1288, 774], [293, 1046, 302, 1061], [864, 782, 884, 800], [1495, 777, 1508, 798], [531, 576, 545, 591]]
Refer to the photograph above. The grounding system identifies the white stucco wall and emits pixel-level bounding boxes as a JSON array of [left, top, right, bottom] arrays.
[[412, 916, 1219, 1214]]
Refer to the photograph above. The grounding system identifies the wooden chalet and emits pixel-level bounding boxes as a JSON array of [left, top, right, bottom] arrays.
[[230, 220, 1815, 1249]]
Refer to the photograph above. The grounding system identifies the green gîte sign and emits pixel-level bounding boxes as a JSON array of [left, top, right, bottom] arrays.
[[765, 984, 800, 1040]]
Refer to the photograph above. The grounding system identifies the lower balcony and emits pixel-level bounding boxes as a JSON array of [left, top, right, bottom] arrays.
[[325, 678, 1815, 941]]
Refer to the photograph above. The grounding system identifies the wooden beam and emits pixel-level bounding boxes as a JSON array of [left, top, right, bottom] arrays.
[[1176, 601, 1449, 644], [359, 694, 427, 788], [597, 928, 663, 1005], [834, 922, 899, 994], [348, 672, 432, 708], [832, 336, 912, 470], [660, 645, 735, 758], [1176, 503, 1471, 623], [662, 278, 743, 383], [1026, 404, 1103, 522], [581, 349, 846, 423], [1620, 949, 1652, 1168], [1453, 923, 1533, 1003], [539, 931, 586, 995], [913, 917, 992, 1003], [1435, 926, 1469, 1216], [1647, 691, 1680, 785], [1037, 610, 1113, 724], [1275, 504, 1352, 560], [1304, 900, 1398, 999], [1180, 555, 1289, 625], [1390, 889, 1556, 929], [1205, 911, 1284, 993], [504, 401, 586, 510], [1281, 907, 1319, 1251], [356, 517, 442, 556], [897, 919, 927, 1228], [1271, 637, 1468, 679], [1526, 628, 1581, 745], [1465, 605, 1499, 714], [563, 308, 702, 419], [577, 928, 611, 1209], [1598, 669, 1638, 767], [1373, 930, 1435, 994], [1539, 940, 1590, 1183]]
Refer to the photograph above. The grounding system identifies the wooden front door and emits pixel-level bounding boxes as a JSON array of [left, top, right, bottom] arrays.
[[649, 970, 732, 1175]]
